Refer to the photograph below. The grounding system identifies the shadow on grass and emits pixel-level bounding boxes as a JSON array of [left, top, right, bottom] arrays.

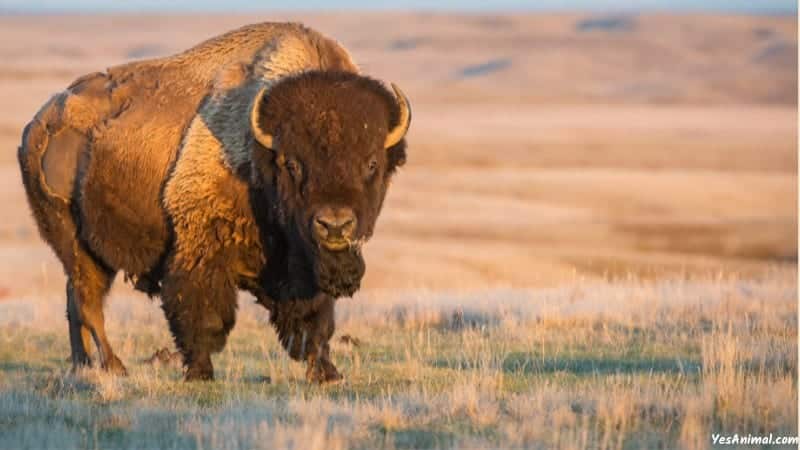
[[376, 427, 456, 450], [433, 353, 702, 376], [0, 389, 198, 450], [0, 361, 52, 374], [503, 354, 793, 377], [508, 353, 701, 375]]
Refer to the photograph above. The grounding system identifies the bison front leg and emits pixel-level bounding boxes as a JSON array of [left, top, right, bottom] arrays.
[[161, 260, 237, 382], [267, 294, 342, 384]]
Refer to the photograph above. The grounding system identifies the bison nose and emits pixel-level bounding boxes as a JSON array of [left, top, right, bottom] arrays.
[[313, 207, 357, 245]]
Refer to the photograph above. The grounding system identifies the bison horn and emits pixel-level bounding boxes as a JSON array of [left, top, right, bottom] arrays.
[[384, 83, 411, 149], [250, 86, 274, 150]]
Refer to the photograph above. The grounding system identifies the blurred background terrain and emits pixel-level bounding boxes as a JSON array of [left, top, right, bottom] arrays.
[[0, 10, 795, 297]]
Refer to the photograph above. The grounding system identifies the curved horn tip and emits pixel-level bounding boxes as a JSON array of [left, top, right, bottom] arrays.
[[391, 83, 410, 109], [391, 83, 402, 97], [384, 83, 411, 149]]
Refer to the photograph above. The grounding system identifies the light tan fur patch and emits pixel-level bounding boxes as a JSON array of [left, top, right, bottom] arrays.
[[164, 114, 264, 278]]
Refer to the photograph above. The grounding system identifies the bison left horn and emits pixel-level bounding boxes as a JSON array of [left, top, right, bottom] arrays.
[[384, 83, 411, 149], [250, 86, 274, 150]]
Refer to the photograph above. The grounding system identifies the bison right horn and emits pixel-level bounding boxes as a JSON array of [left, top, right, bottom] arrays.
[[384, 83, 411, 149], [250, 86, 274, 150]]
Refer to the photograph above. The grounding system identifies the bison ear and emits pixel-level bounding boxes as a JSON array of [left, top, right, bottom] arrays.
[[384, 83, 411, 150], [250, 87, 274, 150]]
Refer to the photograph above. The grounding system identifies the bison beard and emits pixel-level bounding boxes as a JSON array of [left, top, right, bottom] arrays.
[[314, 247, 366, 298], [254, 196, 366, 301], [262, 238, 365, 300]]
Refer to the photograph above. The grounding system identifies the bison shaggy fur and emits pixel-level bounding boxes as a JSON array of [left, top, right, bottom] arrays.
[[17, 22, 411, 382]]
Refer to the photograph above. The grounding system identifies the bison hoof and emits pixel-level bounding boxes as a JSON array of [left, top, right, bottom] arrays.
[[69, 352, 92, 370], [69, 361, 91, 375], [185, 364, 214, 382], [103, 355, 129, 376], [307, 357, 344, 384], [185, 370, 214, 382]]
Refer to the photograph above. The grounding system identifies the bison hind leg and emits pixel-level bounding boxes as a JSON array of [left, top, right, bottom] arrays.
[[67, 249, 127, 376], [66, 281, 93, 369], [18, 89, 126, 376]]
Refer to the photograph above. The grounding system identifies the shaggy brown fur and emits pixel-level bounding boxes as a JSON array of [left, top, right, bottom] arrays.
[[18, 22, 409, 382]]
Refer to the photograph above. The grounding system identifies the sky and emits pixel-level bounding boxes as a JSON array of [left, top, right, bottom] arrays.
[[0, 0, 797, 14]]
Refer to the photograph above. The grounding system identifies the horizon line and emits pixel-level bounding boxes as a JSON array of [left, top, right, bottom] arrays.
[[1, 10, 796, 17], [0, 5, 796, 16]]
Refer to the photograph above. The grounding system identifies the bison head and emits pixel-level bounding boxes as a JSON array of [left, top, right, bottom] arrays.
[[249, 71, 410, 300]]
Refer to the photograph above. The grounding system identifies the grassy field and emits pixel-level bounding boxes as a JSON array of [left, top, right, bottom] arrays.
[[0, 269, 795, 449]]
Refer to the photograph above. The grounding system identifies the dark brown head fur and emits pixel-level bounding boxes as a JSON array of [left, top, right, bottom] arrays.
[[251, 71, 408, 299]]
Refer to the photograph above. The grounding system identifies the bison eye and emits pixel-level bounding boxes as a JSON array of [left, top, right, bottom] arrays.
[[285, 158, 302, 180], [367, 158, 379, 176]]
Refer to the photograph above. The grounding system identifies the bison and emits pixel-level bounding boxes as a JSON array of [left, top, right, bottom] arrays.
[[17, 22, 411, 382]]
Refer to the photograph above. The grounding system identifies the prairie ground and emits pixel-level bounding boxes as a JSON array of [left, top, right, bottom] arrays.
[[0, 11, 796, 450], [1, 269, 796, 449]]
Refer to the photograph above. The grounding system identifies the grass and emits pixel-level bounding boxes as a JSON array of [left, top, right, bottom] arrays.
[[0, 268, 796, 449]]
